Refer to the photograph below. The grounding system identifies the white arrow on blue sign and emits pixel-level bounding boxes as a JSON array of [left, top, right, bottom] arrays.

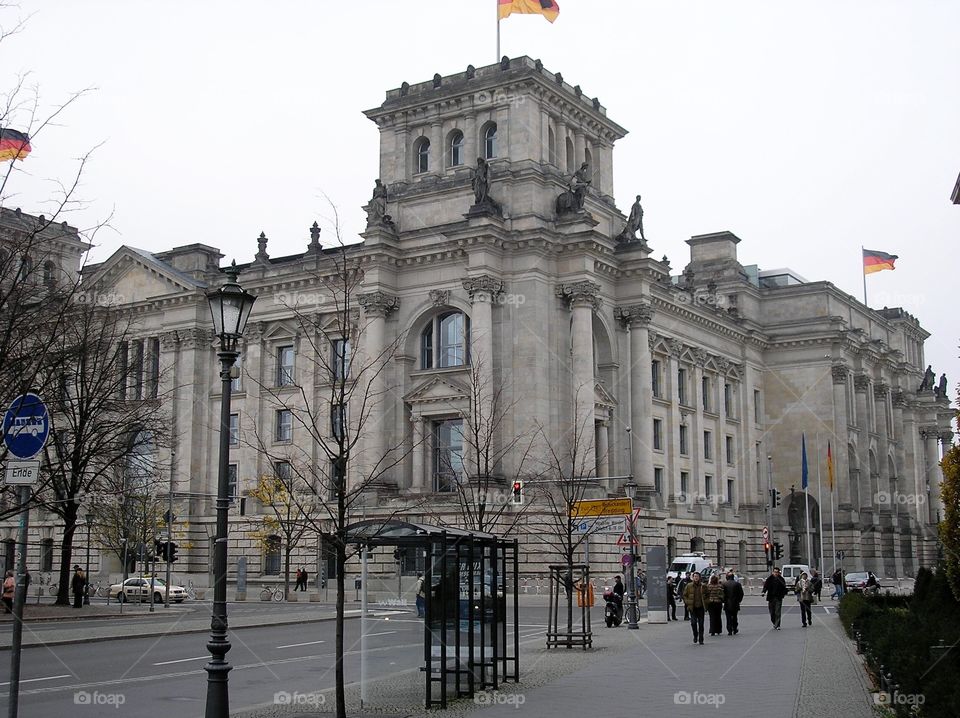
[[3, 393, 50, 460]]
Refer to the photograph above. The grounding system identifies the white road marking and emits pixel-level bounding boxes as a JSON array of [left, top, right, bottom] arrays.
[[275, 640, 326, 649], [152, 656, 209, 666], [364, 631, 397, 637], [0, 674, 71, 686]]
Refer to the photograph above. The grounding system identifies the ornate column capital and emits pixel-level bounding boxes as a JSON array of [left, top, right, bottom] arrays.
[[244, 321, 266, 343], [556, 281, 601, 311], [692, 348, 709, 367], [717, 358, 732, 376], [177, 328, 215, 349], [831, 364, 849, 385], [853, 374, 870, 393], [461, 276, 503, 303], [873, 383, 889, 400], [891, 389, 907, 409], [919, 426, 940, 441], [668, 338, 685, 358], [614, 302, 653, 328], [159, 331, 180, 352], [357, 291, 400, 318]]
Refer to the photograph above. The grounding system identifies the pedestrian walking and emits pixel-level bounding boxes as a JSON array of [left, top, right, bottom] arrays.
[[830, 568, 844, 600], [810, 569, 823, 602], [300, 568, 309, 591], [71, 565, 85, 609], [682, 572, 706, 645], [722, 571, 744, 635], [414, 573, 425, 617], [294, 568, 303, 591], [2, 570, 13, 613], [797, 572, 814, 627], [666, 576, 677, 620], [677, 572, 692, 622], [705, 574, 724, 636], [761, 566, 788, 630]]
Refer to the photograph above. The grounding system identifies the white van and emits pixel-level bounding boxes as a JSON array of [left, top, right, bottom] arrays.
[[780, 564, 811, 588], [667, 552, 712, 581]]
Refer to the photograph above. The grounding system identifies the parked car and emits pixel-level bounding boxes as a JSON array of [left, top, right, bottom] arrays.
[[844, 571, 880, 594], [109, 577, 187, 603]]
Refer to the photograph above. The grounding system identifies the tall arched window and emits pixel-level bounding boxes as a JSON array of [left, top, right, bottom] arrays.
[[125, 430, 156, 494], [414, 137, 430, 174], [43, 261, 57, 286], [420, 311, 470, 369], [264, 535, 281, 575], [449, 130, 464, 167], [19, 255, 32, 281], [483, 123, 498, 159]]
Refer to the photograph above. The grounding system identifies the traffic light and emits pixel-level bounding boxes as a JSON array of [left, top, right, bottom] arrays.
[[167, 542, 179, 563], [774, 542, 784, 561], [771, 488, 782, 508], [155, 540, 165, 561], [512, 481, 523, 505], [393, 548, 401, 561]]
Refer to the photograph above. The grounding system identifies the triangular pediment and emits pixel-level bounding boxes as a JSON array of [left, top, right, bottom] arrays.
[[595, 381, 618, 410], [404, 375, 470, 405], [83, 247, 202, 304]]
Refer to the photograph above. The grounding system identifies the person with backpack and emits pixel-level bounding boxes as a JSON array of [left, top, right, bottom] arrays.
[[810, 569, 823, 601]]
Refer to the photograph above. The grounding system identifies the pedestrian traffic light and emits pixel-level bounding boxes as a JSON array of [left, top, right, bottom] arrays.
[[167, 542, 179, 563], [155, 540, 166, 561], [770, 488, 782, 508], [774, 542, 784, 560], [512, 481, 523, 505]]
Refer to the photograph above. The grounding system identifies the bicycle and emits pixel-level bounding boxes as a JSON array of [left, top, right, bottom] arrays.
[[184, 580, 197, 600], [86, 579, 106, 598], [259, 584, 285, 602]]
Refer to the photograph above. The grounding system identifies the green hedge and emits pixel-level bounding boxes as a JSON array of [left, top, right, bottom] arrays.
[[840, 568, 960, 717]]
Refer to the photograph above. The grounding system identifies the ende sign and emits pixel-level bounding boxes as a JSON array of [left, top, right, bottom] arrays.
[[4, 461, 39, 486]]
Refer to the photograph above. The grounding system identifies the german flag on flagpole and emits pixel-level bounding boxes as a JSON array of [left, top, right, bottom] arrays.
[[498, 0, 560, 23], [0, 128, 32, 162], [862, 248, 898, 275], [826, 442, 834, 492]]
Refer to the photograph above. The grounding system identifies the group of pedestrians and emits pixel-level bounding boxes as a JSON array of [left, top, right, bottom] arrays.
[[761, 566, 822, 629], [671, 571, 745, 644]]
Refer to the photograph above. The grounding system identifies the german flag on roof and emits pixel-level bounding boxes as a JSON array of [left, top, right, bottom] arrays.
[[0, 129, 31, 162], [499, 0, 560, 23], [862, 248, 898, 274]]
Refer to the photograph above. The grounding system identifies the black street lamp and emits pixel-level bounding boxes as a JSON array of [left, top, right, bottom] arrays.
[[623, 478, 639, 630], [84, 512, 93, 605], [204, 261, 256, 718]]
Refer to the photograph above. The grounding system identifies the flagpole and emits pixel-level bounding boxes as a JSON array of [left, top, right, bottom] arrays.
[[496, 0, 501, 61], [861, 245, 868, 307], [804, 434, 811, 568], [829, 442, 837, 581], [816, 432, 824, 572]]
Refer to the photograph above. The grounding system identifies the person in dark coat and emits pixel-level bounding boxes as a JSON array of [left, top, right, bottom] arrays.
[[71, 565, 85, 608], [612, 575, 625, 602], [810, 569, 823, 602], [704, 574, 725, 636], [797, 572, 814, 627], [666, 576, 677, 620], [761, 567, 788, 630], [299, 568, 309, 591], [682, 572, 706, 645], [677, 572, 692, 621], [830, 568, 844, 600], [722, 572, 744, 635]]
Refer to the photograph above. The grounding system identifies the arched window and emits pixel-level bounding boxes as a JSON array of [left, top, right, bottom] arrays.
[[264, 535, 281, 575], [420, 311, 470, 369], [449, 130, 464, 167], [43, 261, 56, 286], [19, 255, 33, 281], [483, 123, 498, 159], [125, 429, 156, 494], [414, 137, 430, 174]]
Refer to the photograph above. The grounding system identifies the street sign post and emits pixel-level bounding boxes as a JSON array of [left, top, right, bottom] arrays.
[[570, 498, 632, 518], [3, 393, 50, 460]]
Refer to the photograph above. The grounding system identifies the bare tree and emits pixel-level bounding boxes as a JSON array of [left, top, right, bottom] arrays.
[[33, 301, 169, 605], [247, 211, 418, 718]]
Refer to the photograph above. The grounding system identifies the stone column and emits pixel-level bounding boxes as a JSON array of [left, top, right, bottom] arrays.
[[395, 125, 410, 182], [596, 419, 610, 478], [464, 113, 477, 166], [357, 291, 399, 488], [411, 414, 426, 492], [463, 275, 503, 480], [540, 107, 551, 163], [691, 350, 707, 503], [430, 120, 443, 175], [574, 130, 586, 168], [921, 427, 943, 523], [614, 303, 655, 493], [556, 119, 568, 172], [853, 374, 872, 514], [556, 281, 600, 475], [831, 364, 853, 509]]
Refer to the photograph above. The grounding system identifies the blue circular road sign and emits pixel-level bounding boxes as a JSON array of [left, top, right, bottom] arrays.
[[3, 393, 50, 459]]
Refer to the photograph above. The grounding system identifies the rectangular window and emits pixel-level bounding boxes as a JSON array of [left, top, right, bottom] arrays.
[[277, 345, 295, 387], [727, 479, 735, 505], [433, 419, 465, 492], [724, 382, 733, 416], [703, 430, 712, 460], [754, 390, 762, 424], [117, 341, 129, 400], [332, 339, 351, 381], [705, 475, 713, 500], [276, 409, 293, 442], [678, 368, 688, 405], [702, 376, 711, 412], [680, 471, 689, 496], [653, 419, 663, 451], [654, 467, 663, 494], [147, 337, 160, 399], [651, 360, 662, 398], [227, 463, 238, 499], [331, 403, 346, 442], [133, 339, 144, 400], [40, 539, 54, 573], [274, 460, 292, 486], [229, 413, 239, 446], [679, 425, 689, 455], [726, 435, 734, 465]]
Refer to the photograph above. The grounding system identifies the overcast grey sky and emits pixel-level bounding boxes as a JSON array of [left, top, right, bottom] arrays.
[[3, 1, 958, 390]]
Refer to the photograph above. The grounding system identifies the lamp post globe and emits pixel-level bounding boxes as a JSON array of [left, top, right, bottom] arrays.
[[204, 261, 255, 718]]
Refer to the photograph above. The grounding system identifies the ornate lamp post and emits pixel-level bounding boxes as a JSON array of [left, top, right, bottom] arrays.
[[204, 261, 256, 718], [623, 478, 639, 630], [84, 512, 93, 605]]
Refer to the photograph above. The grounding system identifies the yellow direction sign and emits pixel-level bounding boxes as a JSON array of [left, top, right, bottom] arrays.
[[570, 498, 632, 518]]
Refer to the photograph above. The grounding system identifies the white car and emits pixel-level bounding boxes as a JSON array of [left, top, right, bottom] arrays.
[[109, 577, 187, 603]]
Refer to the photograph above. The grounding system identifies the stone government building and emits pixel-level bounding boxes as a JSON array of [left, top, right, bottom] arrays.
[[2, 57, 953, 585]]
